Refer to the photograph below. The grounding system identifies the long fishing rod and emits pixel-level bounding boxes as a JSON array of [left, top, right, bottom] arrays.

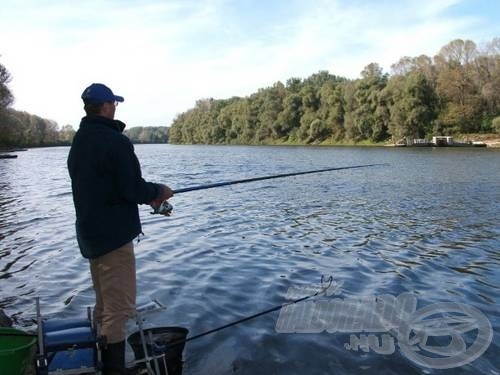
[[173, 163, 386, 194], [166, 276, 335, 348], [153, 163, 387, 214]]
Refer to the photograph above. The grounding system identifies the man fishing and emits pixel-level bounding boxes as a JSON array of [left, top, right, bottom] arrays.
[[67, 83, 172, 374]]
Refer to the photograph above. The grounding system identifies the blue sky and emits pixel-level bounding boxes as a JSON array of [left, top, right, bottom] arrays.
[[0, 0, 498, 128]]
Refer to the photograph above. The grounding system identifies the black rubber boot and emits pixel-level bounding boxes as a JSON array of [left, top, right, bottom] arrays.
[[102, 340, 126, 375]]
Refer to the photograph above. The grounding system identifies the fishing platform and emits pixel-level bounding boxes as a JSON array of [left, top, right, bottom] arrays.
[[0, 299, 188, 375]]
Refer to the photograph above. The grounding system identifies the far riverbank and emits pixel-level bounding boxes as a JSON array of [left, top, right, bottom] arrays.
[[169, 133, 500, 148]]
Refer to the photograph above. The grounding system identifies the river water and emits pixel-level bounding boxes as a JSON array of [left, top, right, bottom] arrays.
[[0, 145, 499, 374]]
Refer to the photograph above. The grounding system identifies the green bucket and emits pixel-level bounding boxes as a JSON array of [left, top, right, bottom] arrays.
[[0, 327, 36, 375]]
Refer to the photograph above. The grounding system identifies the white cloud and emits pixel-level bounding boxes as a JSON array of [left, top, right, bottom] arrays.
[[0, 0, 495, 128]]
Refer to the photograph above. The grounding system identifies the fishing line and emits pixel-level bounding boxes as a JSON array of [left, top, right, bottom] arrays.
[[165, 276, 334, 348]]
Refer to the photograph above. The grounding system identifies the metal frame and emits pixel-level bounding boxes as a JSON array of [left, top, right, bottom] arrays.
[[127, 299, 169, 375]]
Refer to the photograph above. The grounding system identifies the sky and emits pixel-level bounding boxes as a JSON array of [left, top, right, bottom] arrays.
[[0, 0, 499, 128]]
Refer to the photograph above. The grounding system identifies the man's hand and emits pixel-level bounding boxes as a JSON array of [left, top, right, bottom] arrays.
[[149, 184, 173, 210]]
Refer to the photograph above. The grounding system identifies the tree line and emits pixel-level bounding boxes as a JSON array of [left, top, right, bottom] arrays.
[[0, 64, 168, 147], [124, 126, 169, 143], [169, 38, 500, 145], [0, 110, 75, 147], [0, 63, 71, 147], [0, 107, 168, 147]]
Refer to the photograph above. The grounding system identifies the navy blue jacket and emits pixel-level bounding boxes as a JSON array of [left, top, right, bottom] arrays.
[[67, 115, 159, 259]]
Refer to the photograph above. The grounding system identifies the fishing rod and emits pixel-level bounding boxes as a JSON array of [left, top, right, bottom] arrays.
[[166, 276, 335, 348], [153, 163, 387, 215]]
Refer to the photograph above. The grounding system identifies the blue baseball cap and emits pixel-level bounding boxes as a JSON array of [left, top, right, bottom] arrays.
[[81, 83, 124, 104]]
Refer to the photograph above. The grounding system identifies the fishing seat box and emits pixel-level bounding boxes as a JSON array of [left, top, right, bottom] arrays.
[[36, 311, 100, 375]]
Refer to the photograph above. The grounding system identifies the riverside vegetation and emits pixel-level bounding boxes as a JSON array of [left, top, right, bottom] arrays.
[[1, 38, 499, 148], [0, 64, 168, 148], [169, 38, 500, 145]]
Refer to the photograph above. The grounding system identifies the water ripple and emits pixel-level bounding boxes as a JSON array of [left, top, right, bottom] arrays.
[[0, 145, 499, 373]]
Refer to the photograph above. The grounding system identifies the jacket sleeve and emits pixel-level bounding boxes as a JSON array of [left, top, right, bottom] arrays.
[[111, 137, 160, 204]]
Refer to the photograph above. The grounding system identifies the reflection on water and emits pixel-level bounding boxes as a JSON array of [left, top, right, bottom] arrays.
[[1, 145, 499, 373]]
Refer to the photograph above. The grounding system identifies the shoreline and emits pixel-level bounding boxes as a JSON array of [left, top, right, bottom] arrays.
[[3, 135, 499, 149], [168, 139, 500, 148], [169, 133, 500, 148]]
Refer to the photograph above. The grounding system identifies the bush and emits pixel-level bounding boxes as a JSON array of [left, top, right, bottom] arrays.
[[493, 117, 500, 134]]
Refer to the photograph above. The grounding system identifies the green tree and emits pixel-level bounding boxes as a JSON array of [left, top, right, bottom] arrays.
[[285, 77, 303, 93], [317, 81, 345, 141], [255, 82, 286, 142], [0, 60, 14, 145], [0, 61, 13, 110], [386, 71, 438, 140], [351, 63, 388, 141], [492, 116, 500, 134], [277, 93, 303, 139]]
